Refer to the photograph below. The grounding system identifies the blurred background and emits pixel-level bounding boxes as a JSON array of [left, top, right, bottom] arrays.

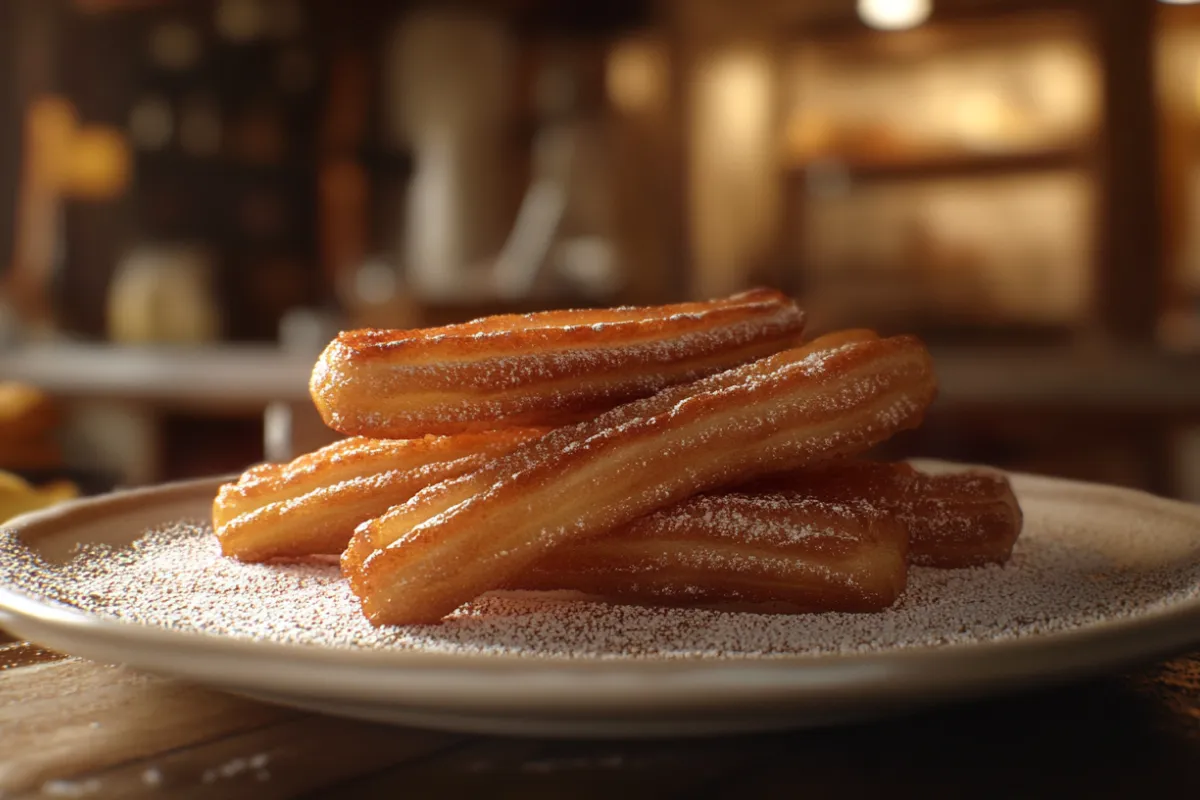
[[1, 0, 1200, 506]]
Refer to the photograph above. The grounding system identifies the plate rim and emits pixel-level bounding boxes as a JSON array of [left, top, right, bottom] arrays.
[[2, 470, 1200, 714]]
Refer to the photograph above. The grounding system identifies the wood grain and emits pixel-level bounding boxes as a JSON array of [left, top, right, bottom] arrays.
[[0, 658, 294, 794], [2, 646, 1199, 798], [0, 641, 67, 670]]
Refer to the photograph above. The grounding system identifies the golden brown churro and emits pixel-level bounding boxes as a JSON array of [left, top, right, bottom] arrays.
[[310, 288, 805, 439], [346, 335, 937, 625], [516, 493, 909, 613], [768, 461, 1024, 568], [214, 430, 543, 561], [793, 328, 879, 357]]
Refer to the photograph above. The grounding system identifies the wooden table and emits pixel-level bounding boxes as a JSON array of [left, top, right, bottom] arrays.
[[2, 634, 1198, 799]]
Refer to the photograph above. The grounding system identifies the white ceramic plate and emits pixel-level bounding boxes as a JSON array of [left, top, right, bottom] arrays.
[[1, 468, 1199, 738]]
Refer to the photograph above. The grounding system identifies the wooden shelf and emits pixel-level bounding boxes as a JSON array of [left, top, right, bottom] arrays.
[[787, 146, 1090, 185]]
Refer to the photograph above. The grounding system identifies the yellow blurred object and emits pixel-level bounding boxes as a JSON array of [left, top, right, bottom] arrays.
[[0, 470, 32, 493], [0, 382, 64, 472], [26, 96, 131, 198], [65, 127, 132, 199], [0, 382, 53, 423], [0, 470, 78, 523]]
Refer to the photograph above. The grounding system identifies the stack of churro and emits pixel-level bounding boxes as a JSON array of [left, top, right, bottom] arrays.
[[213, 289, 1023, 626]]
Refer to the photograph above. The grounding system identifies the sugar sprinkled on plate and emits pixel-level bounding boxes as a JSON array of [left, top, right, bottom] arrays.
[[2, 482, 1199, 660]]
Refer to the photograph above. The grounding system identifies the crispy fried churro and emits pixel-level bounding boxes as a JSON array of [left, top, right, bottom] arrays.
[[516, 493, 909, 613], [794, 328, 879, 357], [346, 334, 937, 625], [310, 288, 805, 439], [771, 461, 1023, 567], [214, 430, 543, 561]]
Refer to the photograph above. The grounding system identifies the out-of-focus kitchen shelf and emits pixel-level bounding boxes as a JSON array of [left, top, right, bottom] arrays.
[[787, 146, 1089, 186], [0, 343, 326, 485], [0, 343, 313, 412]]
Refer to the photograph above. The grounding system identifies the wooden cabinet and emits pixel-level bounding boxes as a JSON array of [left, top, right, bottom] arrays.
[[779, 11, 1101, 337]]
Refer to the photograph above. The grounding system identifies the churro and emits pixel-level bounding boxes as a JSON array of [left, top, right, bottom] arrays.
[[346, 334, 937, 625], [770, 461, 1023, 567], [311, 288, 805, 438], [517, 492, 909, 613], [214, 429, 543, 561]]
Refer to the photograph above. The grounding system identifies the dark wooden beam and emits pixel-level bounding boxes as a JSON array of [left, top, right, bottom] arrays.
[[3, 0, 65, 313], [1091, 0, 1162, 343], [0, 2, 17, 273], [663, 1, 692, 300]]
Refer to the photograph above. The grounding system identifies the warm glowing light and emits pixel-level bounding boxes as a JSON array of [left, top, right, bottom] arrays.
[[1161, 1, 1200, 6], [65, 128, 131, 199], [26, 97, 130, 198], [701, 53, 772, 153], [857, 0, 932, 31], [690, 49, 776, 297], [606, 38, 668, 113]]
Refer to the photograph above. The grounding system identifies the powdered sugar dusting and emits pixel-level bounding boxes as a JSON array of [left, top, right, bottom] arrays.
[[316, 290, 806, 434], [623, 493, 875, 548], [3, 481, 1198, 659], [370, 337, 933, 568]]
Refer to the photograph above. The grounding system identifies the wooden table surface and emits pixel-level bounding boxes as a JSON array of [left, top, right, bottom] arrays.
[[2, 631, 1198, 799]]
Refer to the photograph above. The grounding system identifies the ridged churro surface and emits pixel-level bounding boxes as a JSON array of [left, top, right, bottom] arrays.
[[214, 430, 543, 561], [518, 493, 909, 612], [772, 462, 1024, 567], [346, 335, 937, 625], [310, 289, 805, 438]]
